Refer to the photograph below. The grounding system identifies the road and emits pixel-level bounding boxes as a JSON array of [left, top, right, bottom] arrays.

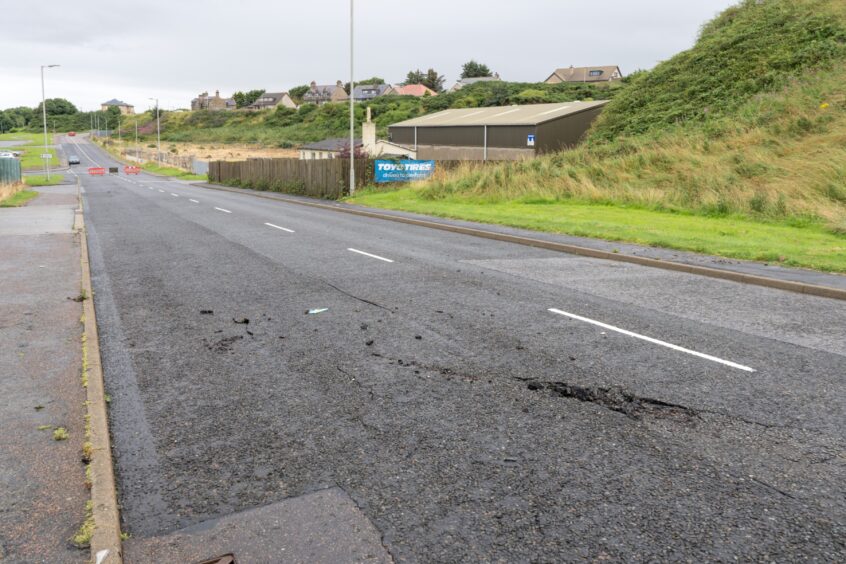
[[66, 137, 846, 561]]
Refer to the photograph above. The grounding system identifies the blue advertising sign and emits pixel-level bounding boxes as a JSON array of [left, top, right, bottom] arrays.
[[375, 160, 436, 183]]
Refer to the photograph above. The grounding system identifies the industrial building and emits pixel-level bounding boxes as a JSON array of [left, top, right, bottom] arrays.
[[387, 101, 608, 161]]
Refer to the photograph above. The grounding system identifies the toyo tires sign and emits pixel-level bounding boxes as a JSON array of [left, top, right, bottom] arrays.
[[375, 160, 435, 183]]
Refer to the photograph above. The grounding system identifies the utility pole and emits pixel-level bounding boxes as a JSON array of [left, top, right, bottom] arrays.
[[40, 64, 60, 180], [349, 0, 355, 196], [149, 98, 161, 164]]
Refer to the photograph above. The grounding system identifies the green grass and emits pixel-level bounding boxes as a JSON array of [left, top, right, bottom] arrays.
[[349, 188, 846, 273], [141, 162, 207, 181], [0, 190, 38, 207], [0, 132, 53, 144], [24, 174, 64, 186], [0, 132, 59, 168]]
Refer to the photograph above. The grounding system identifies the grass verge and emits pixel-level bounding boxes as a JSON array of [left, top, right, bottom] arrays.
[[141, 162, 207, 181], [0, 190, 38, 207], [348, 188, 846, 273], [24, 174, 64, 186]]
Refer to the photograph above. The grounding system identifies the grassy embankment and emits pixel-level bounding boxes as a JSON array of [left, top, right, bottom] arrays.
[[0, 132, 59, 168], [351, 0, 846, 273], [128, 81, 619, 147]]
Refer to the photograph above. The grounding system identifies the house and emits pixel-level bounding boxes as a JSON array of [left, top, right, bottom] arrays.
[[247, 92, 297, 111], [362, 108, 416, 159], [385, 84, 438, 97], [448, 74, 501, 93], [388, 101, 608, 161], [299, 137, 362, 160], [544, 66, 623, 84], [352, 84, 391, 102], [100, 99, 135, 115], [191, 90, 236, 111], [302, 81, 349, 105]]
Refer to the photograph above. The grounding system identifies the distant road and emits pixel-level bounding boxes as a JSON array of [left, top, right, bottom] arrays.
[[69, 137, 846, 561]]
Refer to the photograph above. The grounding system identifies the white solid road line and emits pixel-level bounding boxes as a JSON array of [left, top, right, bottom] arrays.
[[189, 199, 199, 203], [214, 207, 232, 214], [347, 248, 395, 263], [548, 309, 755, 372], [264, 222, 295, 233]]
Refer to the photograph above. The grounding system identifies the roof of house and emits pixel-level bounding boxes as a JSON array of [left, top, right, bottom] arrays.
[[300, 137, 363, 152], [102, 98, 133, 107], [548, 66, 623, 82], [353, 84, 391, 99], [389, 101, 609, 128], [392, 84, 437, 97], [248, 92, 291, 108]]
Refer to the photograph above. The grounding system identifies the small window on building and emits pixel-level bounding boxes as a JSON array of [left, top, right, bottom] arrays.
[[589, 70, 603, 77]]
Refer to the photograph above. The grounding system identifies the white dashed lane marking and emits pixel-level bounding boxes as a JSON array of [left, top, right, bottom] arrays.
[[347, 248, 394, 263], [547, 309, 756, 372]]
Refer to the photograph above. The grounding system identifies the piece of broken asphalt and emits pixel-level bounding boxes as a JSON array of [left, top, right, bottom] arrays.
[[233, 317, 250, 324]]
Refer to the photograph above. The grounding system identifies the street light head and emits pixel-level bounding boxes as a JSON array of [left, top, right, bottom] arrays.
[[44, 64, 60, 68]]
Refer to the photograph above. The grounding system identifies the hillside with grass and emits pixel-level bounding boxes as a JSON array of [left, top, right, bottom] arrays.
[[351, 0, 846, 272], [144, 80, 620, 147]]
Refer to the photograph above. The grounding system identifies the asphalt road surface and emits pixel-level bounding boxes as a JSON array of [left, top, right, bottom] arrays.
[[68, 138, 846, 562]]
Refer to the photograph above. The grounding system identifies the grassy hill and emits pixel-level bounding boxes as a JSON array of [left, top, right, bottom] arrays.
[[141, 81, 621, 147], [351, 0, 846, 272]]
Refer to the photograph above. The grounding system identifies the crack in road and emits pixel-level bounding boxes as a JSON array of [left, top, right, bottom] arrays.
[[519, 379, 700, 421]]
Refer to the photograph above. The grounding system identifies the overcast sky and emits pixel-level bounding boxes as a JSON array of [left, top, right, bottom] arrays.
[[0, 0, 737, 112]]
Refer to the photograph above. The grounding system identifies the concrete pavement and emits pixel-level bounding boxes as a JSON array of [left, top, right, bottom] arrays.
[[70, 138, 846, 562], [0, 184, 88, 563]]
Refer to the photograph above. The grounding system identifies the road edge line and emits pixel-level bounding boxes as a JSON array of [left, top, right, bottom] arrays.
[[77, 177, 123, 563], [195, 183, 846, 302]]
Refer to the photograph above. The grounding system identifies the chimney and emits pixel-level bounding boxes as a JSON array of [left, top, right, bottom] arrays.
[[215, 90, 220, 97], [362, 107, 376, 155], [310, 81, 317, 89]]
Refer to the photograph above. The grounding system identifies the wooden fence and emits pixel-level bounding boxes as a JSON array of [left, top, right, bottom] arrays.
[[208, 158, 374, 199]]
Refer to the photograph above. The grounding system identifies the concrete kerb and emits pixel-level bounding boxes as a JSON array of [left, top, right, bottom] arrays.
[[198, 182, 846, 301], [76, 176, 123, 563]]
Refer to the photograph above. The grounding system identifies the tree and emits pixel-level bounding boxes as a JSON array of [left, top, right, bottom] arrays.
[[404, 69, 425, 85], [422, 68, 446, 93], [35, 98, 78, 116], [0, 111, 14, 133], [232, 89, 266, 109], [4, 106, 34, 128], [288, 85, 311, 104], [461, 60, 493, 79]]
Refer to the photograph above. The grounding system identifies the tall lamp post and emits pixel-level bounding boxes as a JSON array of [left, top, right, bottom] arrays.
[[349, 0, 355, 196], [149, 98, 161, 164], [40, 64, 60, 180]]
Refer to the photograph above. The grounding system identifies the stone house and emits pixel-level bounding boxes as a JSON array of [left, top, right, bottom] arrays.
[[302, 81, 349, 105]]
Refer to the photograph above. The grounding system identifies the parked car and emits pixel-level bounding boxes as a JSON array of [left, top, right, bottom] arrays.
[[68, 131, 76, 137], [68, 155, 81, 165], [0, 152, 15, 159]]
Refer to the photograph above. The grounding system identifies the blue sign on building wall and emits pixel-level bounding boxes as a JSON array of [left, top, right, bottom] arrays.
[[375, 160, 436, 183]]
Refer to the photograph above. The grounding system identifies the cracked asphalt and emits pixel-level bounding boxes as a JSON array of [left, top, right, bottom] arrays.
[[70, 138, 846, 561]]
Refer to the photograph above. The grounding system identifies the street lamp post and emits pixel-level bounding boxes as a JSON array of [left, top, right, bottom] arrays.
[[349, 0, 355, 196], [149, 98, 161, 164], [40, 64, 60, 180]]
